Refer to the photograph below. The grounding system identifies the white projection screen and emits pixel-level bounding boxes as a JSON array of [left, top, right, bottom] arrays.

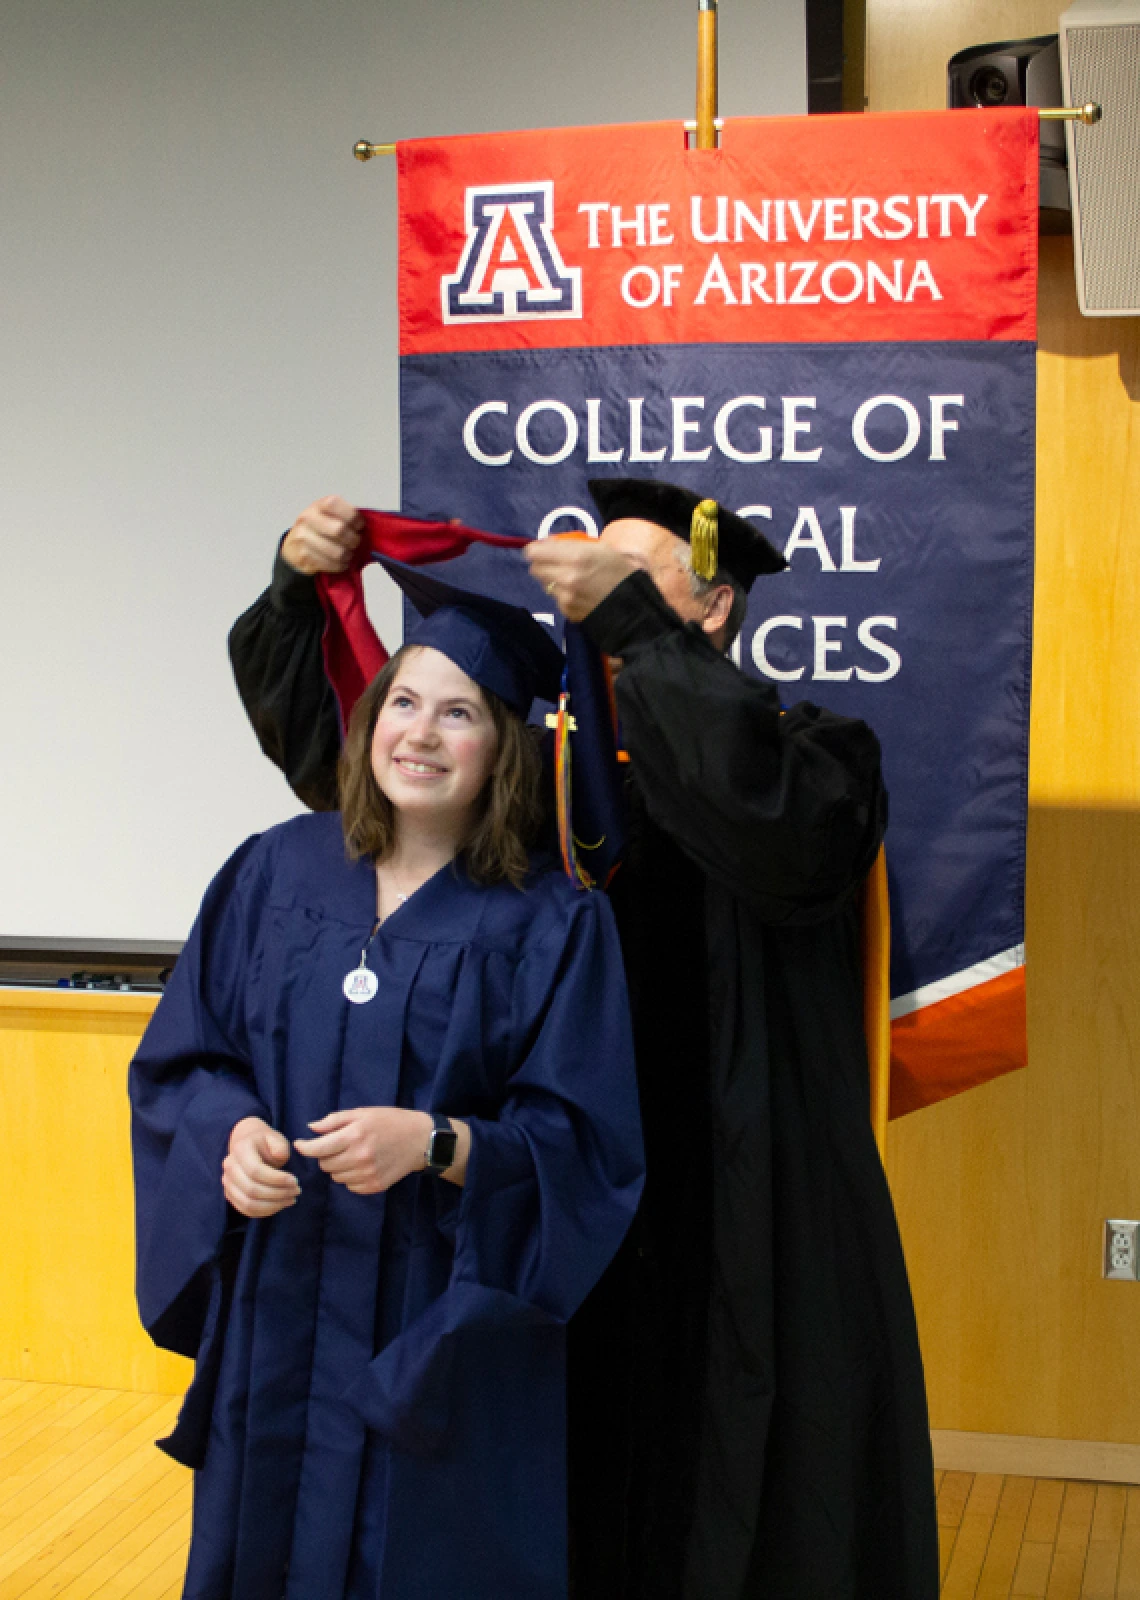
[[0, 0, 806, 949]]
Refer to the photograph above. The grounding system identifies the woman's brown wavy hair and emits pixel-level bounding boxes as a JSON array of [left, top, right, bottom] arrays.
[[338, 644, 543, 888]]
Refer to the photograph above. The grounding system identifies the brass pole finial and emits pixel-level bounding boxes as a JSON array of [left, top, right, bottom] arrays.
[[1038, 103, 1102, 124], [353, 140, 396, 161]]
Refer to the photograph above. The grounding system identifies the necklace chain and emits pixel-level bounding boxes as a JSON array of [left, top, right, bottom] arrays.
[[352, 876, 403, 977], [378, 860, 414, 919], [346, 863, 416, 997], [354, 917, 382, 974]]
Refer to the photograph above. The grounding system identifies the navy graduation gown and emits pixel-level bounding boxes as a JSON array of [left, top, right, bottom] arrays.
[[130, 812, 643, 1600]]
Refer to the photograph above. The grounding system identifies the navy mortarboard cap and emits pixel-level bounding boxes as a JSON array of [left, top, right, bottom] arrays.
[[588, 476, 787, 591], [376, 557, 564, 717]]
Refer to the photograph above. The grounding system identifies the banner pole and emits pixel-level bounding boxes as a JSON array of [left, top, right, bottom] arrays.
[[696, 0, 718, 149], [349, 106, 1101, 166]]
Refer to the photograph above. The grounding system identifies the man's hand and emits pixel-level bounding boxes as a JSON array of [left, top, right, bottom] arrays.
[[524, 537, 638, 622], [280, 495, 363, 576], [294, 1107, 437, 1195], [222, 1117, 300, 1218]]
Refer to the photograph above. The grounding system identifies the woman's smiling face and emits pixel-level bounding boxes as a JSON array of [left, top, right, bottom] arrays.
[[370, 646, 499, 831]]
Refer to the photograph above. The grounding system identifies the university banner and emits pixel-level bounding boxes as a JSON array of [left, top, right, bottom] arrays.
[[395, 110, 1039, 1117]]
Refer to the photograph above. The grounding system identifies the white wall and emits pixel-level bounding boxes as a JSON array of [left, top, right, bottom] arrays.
[[0, 0, 806, 944]]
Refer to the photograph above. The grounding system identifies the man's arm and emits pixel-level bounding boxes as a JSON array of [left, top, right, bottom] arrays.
[[227, 496, 362, 812], [582, 572, 886, 926]]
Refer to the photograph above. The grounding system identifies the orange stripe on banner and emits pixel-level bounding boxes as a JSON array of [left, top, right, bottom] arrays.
[[889, 966, 1027, 1118]]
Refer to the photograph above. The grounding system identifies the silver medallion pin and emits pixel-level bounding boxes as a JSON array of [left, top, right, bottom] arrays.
[[343, 967, 379, 1005]]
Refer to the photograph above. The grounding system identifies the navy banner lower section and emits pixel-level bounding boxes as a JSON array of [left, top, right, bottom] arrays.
[[399, 339, 1035, 1003]]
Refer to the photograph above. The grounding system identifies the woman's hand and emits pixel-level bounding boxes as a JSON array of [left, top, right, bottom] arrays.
[[223, 1117, 300, 1218], [295, 1108, 469, 1193]]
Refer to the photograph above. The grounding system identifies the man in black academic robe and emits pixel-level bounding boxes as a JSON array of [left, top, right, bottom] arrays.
[[227, 480, 939, 1600]]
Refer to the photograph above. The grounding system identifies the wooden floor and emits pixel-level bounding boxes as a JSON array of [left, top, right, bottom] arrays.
[[936, 1469, 1140, 1599], [0, 1380, 189, 1599], [3, 1382, 1140, 1598]]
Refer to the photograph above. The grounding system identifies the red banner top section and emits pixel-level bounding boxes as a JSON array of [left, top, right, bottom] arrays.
[[398, 110, 1038, 354]]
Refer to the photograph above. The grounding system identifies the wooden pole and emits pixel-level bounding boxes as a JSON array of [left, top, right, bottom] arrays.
[[696, 0, 718, 149]]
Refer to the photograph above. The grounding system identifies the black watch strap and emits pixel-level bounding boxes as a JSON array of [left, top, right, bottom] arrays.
[[424, 1113, 458, 1176]]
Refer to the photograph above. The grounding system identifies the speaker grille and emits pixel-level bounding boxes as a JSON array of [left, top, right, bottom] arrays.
[[1066, 23, 1140, 312]]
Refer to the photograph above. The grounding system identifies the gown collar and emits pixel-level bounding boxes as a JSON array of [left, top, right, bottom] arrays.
[[375, 854, 492, 945], [285, 814, 505, 945]]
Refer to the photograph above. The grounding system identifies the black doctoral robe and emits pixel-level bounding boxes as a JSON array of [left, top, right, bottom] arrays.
[[228, 556, 939, 1600]]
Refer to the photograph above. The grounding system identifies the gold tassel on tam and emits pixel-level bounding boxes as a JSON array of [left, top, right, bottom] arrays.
[[690, 499, 719, 581]]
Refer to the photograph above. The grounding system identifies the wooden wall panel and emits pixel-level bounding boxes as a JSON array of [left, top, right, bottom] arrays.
[[1034, 242, 1140, 806], [870, 0, 1140, 1439], [0, 992, 191, 1394], [868, 1, 1061, 116], [888, 810, 1140, 1439]]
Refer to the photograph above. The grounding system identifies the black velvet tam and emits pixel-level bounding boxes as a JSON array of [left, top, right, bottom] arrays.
[[588, 476, 787, 591]]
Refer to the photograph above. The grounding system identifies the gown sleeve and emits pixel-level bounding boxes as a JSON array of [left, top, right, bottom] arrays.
[[347, 888, 644, 1457], [227, 552, 343, 812], [129, 836, 273, 1359], [581, 570, 887, 925]]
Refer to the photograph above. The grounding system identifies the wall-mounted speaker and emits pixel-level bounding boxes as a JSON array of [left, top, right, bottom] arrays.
[[947, 37, 1071, 233], [1060, 0, 1140, 316]]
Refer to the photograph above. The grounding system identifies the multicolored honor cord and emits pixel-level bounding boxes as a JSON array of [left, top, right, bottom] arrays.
[[549, 667, 596, 890]]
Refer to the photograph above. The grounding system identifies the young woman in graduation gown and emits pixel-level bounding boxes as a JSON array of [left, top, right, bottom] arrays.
[[130, 570, 645, 1600]]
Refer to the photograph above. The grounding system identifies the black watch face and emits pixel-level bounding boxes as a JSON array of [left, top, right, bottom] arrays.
[[430, 1130, 458, 1169]]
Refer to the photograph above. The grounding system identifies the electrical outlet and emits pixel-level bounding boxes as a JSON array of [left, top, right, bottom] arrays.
[[1104, 1220, 1140, 1280]]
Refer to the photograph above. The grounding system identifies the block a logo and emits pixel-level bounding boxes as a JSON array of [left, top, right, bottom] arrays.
[[442, 182, 582, 324]]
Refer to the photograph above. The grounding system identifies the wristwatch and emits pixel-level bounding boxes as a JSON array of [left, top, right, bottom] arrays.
[[424, 1113, 458, 1176]]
